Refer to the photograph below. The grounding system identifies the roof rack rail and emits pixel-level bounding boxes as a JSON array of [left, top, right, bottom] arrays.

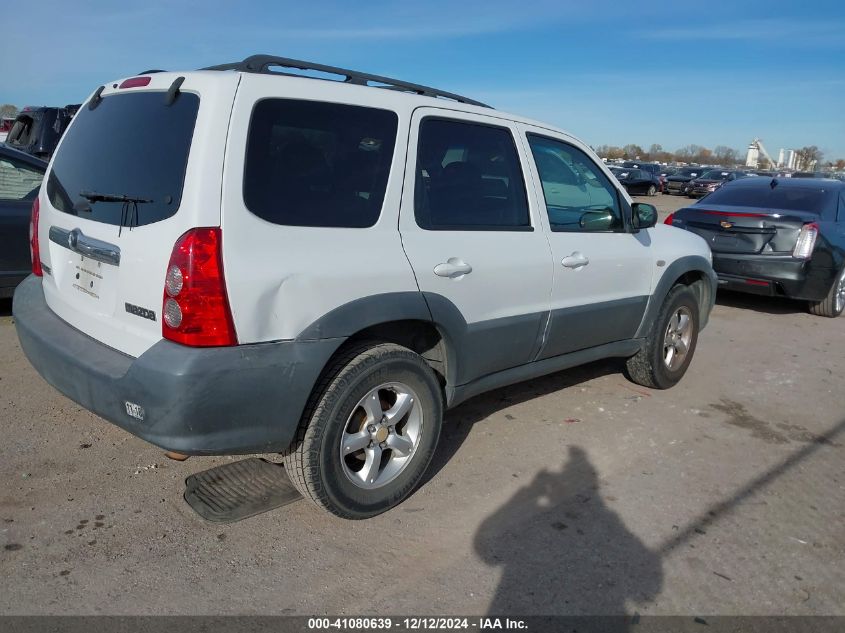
[[201, 54, 491, 108]]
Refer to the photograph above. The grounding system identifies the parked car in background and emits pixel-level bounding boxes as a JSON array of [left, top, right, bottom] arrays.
[[665, 166, 708, 195], [622, 161, 662, 176], [610, 167, 660, 196], [0, 145, 47, 298], [687, 170, 754, 198], [792, 171, 834, 179], [5, 105, 80, 160], [0, 117, 16, 143], [666, 177, 845, 317]]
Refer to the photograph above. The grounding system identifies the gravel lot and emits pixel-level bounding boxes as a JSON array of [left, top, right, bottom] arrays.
[[1, 193, 843, 616]]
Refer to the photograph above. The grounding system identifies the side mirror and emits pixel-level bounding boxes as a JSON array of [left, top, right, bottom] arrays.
[[631, 202, 658, 230], [580, 209, 615, 231]]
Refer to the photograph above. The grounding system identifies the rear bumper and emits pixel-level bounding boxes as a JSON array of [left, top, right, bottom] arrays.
[[712, 253, 836, 301], [13, 276, 345, 455]]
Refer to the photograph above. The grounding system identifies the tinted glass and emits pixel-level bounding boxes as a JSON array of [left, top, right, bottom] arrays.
[[701, 170, 729, 180], [528, 134, 622, 232], [415, 118, 529, 229], [47, 93, 198, 226], [0, 156, 44, 200], [244, 99, 397, 228], [702, 184, 835, 214]]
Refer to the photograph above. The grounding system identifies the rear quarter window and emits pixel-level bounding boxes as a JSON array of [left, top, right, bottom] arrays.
[[243, 99, 398, 228]]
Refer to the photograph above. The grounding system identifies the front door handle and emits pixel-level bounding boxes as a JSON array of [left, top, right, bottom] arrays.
[[562, 252, 589, 269], [434, 257, 473, 278]]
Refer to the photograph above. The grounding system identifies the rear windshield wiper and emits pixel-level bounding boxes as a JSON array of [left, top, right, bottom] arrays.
[[78, 190, 154, 236], [79, 190, 153, 204]]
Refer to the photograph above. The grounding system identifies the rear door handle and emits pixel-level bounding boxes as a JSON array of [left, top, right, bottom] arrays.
[[49, 226, 121, 266], [562, 252, 589, 269], [434, 257, 473, 278]]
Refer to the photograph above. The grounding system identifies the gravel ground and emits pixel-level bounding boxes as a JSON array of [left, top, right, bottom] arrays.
[[1, 193, 843, 616]]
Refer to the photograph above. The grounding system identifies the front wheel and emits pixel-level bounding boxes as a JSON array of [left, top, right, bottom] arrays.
[[626, 284, 700, 389], [808, 267, 845, 318], [283, 342, 443, 519]]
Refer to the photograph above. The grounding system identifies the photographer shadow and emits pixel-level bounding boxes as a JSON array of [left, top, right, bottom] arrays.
[[474, 446, 662, 623]]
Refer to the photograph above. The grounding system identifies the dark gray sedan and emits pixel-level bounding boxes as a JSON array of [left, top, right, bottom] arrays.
[[0, 145, 47, 298], [667, 177, 845, 317]]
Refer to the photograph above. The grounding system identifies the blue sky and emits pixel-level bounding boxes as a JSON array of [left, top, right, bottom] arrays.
[[4, 0, 845, 160]]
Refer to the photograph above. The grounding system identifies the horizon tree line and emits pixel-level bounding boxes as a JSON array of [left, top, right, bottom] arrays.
[[592, 142, 840, 172]]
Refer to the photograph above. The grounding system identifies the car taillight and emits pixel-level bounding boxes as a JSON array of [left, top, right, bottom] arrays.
[[793, 222, 819, 260], [30, 197, 42, 276], [664, 213, 675, 225], [162, 228, 237, 347]]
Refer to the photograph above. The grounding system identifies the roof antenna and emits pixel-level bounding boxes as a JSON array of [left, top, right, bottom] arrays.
[[770, 178, 778, 189]]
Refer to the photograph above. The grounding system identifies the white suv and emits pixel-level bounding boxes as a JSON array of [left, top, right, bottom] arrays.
[[14, 55, 716, 518]]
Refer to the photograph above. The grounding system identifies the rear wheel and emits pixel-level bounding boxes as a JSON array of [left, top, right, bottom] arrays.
[[283, 342, 443, 519], [647, 184, 657, 197], [626, 285, 700, 389], [808, 267, 845, 318]]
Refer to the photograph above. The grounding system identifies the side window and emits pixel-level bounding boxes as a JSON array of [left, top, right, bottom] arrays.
[[0, 158, 44, 201], [415, 118, 530, 230], [243, 99, 398, 228], [527, 134, 623, 232]]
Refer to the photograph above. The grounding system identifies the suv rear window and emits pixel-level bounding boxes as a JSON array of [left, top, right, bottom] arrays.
[[702, 184, 835, 213], [243, 99, 398, 228], [47, 92, 199, 226]]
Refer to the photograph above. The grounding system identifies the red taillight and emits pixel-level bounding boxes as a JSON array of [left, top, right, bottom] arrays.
[[793, 222, 819, 260], [745, 279, 770, 287], [162, 228, 237, 347], [30, 197, 42, 276], [119, 77, 152, 89], [664, 213, 675, 225]]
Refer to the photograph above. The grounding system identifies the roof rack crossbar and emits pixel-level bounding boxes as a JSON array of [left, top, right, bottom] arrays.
[[201, 55, 491, 108]]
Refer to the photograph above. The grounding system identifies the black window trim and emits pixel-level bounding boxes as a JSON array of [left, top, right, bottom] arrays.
[[526, 132, 630, 234], [241, 96, 400, 229], [413, 115, 534, 233]]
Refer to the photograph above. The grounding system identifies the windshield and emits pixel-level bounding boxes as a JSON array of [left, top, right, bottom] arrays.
[[679, 168, 704, 177], [700, 171, 729, 180], [702, 184, 835, 213], [47, 91, 199, 226]]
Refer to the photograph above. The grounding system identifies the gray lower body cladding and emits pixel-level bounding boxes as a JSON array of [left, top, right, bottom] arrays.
[[12, 276, 344, 455]]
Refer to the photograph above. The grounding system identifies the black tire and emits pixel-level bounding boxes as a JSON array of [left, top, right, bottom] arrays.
[[282, 342, 443, 519], [625, 284, 700, 389], [647, 184, 657, 197], [808, 267, 845, 318]]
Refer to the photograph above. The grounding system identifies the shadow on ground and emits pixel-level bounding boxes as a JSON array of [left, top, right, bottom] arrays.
[[473, 410, 845, 619], [715, 289, 809, 316], [424, 358, 623, 484], [474, 446, 663, 622]]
